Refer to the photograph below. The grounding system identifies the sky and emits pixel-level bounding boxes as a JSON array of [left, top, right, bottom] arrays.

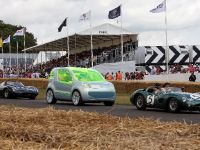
[[1, 0, 200, 46]]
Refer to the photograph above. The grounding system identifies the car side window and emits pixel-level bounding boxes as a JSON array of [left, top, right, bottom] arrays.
[[58, 69, 72, 83]]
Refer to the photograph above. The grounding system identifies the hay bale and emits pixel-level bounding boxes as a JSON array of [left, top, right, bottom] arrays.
[[0, 78, 200, 94], [0, 106, 199, 149]]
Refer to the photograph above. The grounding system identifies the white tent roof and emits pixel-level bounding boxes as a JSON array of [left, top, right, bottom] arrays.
[[78, 23, 134, 35], [23, 23, 138, 53]]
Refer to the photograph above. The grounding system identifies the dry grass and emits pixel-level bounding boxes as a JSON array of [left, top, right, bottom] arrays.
[[0, 106, 199, 150]]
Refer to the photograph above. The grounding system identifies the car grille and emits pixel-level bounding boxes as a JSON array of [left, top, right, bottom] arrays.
[[88, 91, 115, 99]]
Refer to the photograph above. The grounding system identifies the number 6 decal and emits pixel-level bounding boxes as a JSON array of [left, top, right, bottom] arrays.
[[147, 95, 155, 105]]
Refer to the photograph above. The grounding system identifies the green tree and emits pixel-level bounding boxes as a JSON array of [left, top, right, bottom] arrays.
[[0, 20, 37, 53]]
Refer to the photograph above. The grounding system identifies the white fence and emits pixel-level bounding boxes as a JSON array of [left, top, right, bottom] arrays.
[[144, 73, 200, 82]]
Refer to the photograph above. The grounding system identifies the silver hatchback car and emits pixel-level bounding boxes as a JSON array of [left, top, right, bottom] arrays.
[[46, 67, 116, 106]]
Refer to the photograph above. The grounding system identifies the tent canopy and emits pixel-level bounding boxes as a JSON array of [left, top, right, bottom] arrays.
[[23, 23, 138, 54]]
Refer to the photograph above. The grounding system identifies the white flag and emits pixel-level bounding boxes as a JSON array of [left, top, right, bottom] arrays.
[[79, 11, 91, 21], [150, 0, 166, 13], [3, 35, 10, 44], [14, 28, 25, 36]]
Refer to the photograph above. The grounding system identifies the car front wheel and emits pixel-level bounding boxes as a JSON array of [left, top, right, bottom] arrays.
[[168, 98, 179, 112], [46, 89, 57, 104], [135, 95, 146, 110], [72, 90, 83, 106]]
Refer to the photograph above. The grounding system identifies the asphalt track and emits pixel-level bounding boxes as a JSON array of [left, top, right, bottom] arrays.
[[0, 98, 200, 124]]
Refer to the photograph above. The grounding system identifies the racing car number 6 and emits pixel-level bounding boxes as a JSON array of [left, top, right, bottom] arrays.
[[147, 95, 155, 105]]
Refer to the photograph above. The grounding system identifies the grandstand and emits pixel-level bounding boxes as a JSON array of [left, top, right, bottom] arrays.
[[23, 23, 138, 72]]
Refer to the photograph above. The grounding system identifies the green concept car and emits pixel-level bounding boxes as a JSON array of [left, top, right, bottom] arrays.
[[130, 86, 200, 112], [46, 67, 116, 106]]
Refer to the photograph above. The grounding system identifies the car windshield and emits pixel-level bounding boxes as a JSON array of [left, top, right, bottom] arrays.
[[163, 87, 183, 93], [71, 68, 105, 82], [6, 81, 24, 87]]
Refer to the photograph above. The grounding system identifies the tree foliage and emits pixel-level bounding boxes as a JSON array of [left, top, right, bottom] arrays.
[[0, 20, 37, 53]]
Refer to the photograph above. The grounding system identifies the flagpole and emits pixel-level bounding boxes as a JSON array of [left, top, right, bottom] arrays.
[[120, 4, 123, 62], [16, 40, 19, 75], [24, 28, 26, 72], [1, 46, 4, 78], [9, 41, 11, 69], [164, 0, 169, 75], [66, 18, 70, 67], [90, 10, 94, 67], [75, 34, 77, 66]]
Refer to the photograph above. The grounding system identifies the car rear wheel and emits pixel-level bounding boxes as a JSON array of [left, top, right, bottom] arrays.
[[46, 89, 57, 104], [104, 101, 115, 106], [135, 95, 146, 110], [72, 90, 83, 106], [4, 89, 10, 99], [168, 98, 179, 112]]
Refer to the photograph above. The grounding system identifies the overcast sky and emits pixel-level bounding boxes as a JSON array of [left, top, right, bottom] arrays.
[[1, 0, 200, 46]]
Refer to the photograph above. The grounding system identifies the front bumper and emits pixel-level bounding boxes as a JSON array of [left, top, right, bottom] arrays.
[[80, 87, 116, 102]]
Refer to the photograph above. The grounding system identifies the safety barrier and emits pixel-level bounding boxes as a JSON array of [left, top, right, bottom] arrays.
[[0, 78, 200, 94]]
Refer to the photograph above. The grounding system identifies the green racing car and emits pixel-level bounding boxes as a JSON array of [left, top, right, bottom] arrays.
[[130, 86, 200, 112]]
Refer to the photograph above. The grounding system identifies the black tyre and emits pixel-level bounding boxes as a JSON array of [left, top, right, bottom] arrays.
[[135, 95, 146, 110], [46, 89, 57, 104], [104, 101, 115, 106], [130, 94, 135, 105], [4, 89, 11, 99], [168, 98, 179, 112], [72, 90, 83, 106]]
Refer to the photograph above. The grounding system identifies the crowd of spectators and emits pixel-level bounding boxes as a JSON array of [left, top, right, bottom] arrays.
[[2, 65, 49, 78], [149, 64, 200, 75], [105, 70, 145, 80], [0, 39, 199, 80]]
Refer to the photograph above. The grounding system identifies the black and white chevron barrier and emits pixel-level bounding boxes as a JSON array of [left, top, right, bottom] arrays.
[[192, 45, 200, 64], [145, 46, 165, 65], [145, 46, 189, 65], [168, 45, 189, 65], [144, 45, 190, 73]]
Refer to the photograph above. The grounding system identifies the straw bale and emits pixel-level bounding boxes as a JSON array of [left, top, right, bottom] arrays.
[[0, 106, 199, 150], [0, 79, 200, 94]]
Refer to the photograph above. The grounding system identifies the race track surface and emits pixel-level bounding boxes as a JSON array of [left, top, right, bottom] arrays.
[[0, 98, 199, 124]]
